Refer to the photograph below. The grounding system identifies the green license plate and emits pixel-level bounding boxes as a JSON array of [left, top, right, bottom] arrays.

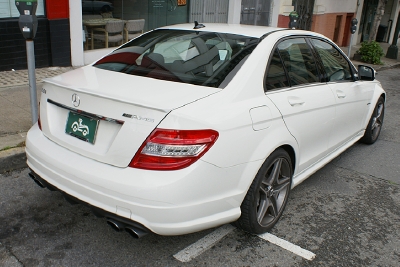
[[65, 112, 99, 144]]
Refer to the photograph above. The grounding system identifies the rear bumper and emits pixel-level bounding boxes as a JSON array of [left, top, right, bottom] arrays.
[[25, 124, 253, 235]]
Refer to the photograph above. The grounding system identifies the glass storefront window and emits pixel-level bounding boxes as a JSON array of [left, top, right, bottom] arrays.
[[0, 0, 45, 18], [82, 0, 232, 51], [83, 0, 191, 50]]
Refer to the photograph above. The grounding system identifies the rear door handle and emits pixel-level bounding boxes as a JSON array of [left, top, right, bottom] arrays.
[[336, 90, 346, 98], [288, 96, 305, 106]]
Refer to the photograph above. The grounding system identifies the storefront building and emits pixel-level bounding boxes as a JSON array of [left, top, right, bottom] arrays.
[[73, 0, 280, 66], [0, 0, 398, 72]]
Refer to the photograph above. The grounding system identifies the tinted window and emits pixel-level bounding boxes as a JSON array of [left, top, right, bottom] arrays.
[[93, 29, 258, 88], [311, 39, 352, 82], [265, 49, 289, 91], [277, 38, 319, 86]]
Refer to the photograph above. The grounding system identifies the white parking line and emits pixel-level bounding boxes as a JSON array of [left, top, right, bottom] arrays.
[[174, 225, 316, 263], [258, 232, 316, 261], [173, 224, 235, 262]]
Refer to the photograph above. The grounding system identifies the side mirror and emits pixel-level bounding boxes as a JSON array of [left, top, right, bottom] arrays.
[[358, 65, 375, 81]]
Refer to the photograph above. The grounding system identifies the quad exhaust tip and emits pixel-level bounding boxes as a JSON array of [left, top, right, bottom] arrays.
[[106, 219, 126, 232], [28, 171, 149, 239], [29, 172, 45, 188], [106, 219, 148, 238], [125, 226, 148, 239]]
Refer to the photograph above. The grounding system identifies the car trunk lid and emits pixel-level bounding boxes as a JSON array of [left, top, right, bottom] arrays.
[[39, 66, 220, 167]]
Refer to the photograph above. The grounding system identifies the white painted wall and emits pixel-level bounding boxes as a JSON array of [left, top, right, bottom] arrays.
[[315, 0, 357, 14], [69, 0, 84, 67], [270, 0, 280, 26], [228, 0, 241, 23], [69, 0, 114, 66], [279, 0, 294, 16]]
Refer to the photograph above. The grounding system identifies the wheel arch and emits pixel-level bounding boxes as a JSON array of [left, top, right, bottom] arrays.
[[380, 92, 386, 102], [280, 144, 296, 174]]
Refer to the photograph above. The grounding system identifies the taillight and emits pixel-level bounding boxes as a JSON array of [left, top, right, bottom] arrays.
[[37, 102, 42, 130], [129, 129, 219, 170]]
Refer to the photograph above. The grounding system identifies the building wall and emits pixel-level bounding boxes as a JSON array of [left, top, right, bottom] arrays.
[[315, 0, 357, 14], [46, 0, 71, 67], [0, 0, 71, 71], [384, 0, 399, 43], [312, 12, 355, 46], [0, 18, 52, 71], [277, 0, 357, 46], [277, 14, 290, 28]]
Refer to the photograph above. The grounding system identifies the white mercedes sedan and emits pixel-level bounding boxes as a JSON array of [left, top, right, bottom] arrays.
[[26, 23, 385, 238]]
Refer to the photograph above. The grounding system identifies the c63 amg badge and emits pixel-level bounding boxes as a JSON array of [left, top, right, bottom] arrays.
[[122, 113, 154, 123]]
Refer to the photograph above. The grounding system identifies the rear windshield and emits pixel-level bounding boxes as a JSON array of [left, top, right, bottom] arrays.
[[93, 29, 259, 88]]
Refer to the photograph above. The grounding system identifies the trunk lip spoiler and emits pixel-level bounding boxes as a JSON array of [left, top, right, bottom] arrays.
[[43, 79, 172, 113]]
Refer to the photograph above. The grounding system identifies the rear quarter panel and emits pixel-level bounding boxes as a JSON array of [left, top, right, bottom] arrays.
[[157, 33, 299, 170]]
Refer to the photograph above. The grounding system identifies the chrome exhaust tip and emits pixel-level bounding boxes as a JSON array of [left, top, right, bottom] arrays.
[[125, 226, 148, 239], [106, 219, 125, 232]]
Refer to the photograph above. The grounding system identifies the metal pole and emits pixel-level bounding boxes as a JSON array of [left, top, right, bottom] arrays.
[[26, 39, 38, 124], [348, 33, 355, 58]]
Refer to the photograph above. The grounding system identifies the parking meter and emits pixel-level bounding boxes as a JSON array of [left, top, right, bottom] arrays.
[[348, 18, 358, 58], [15, 0, 38, 39], [350, 18, 358, 34], [289, 11, 299, 29], [15, 0, 39, 124]]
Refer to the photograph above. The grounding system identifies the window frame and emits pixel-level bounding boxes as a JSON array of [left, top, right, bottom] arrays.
[[307, 37, 358, 83], [263, 35, 323, 93]]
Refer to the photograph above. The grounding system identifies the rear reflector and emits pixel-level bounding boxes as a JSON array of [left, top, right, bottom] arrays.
[[129, 129, 219, 170]]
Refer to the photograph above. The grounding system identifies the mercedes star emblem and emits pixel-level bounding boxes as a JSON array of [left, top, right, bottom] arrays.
[[72, 93, 80, 107]]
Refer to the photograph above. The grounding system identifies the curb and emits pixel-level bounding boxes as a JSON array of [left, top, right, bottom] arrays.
[[0, 147, 27, 174], [375, 63, 400, 71]]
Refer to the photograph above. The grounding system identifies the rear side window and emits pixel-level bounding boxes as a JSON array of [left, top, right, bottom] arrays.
[[277, 38, 319, 86], [265, 49, 289, 90], [93, 29, 259, 88], [310, 39, 352, 82]]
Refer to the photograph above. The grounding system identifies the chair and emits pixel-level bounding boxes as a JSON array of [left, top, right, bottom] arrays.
[[101, 12, 113, 18], [124, 19, 145, 42], [92, 20, 125, 49]]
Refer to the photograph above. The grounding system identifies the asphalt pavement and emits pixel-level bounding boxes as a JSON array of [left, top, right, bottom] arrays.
[[0, 45, 399, 266]]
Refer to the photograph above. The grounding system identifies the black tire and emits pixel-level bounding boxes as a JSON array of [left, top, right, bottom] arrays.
[[234, 148, 293, 234], [360, 96, 385, 144]]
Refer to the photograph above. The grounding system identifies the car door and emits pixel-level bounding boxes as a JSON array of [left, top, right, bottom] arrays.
[[309, 38, 374, 151], [265, 37, 336, 174]]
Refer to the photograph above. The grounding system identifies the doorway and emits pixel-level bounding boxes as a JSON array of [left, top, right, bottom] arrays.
[[342, 14, 353, 46], [240, 0, 272, 26], [333, 15, 343, 43]]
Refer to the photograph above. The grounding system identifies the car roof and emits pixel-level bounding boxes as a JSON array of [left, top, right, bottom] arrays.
[[158, 23, 287, 38], [157, 23, 327, 40]]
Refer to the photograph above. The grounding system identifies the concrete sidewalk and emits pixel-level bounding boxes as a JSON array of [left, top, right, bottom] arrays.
[[0, 67, 73, 173], [0, 44, 399, 173]]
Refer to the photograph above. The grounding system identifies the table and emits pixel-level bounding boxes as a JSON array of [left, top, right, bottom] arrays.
[[83, 18, 124, 50]]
